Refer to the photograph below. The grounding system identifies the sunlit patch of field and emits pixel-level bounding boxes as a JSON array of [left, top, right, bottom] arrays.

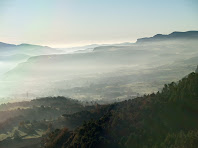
[[0, 134, 8, 141], [7, 106, 30, 111], [0, 126, 46, 141], [24, 129, 45, 139]]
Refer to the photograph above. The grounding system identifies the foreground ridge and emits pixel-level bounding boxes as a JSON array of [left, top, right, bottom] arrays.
[[43, 72, 198, 148]]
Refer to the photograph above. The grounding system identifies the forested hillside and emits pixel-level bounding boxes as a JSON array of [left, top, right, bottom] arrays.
[[0, 72, 197, 148], [43, 72, 198, 148]]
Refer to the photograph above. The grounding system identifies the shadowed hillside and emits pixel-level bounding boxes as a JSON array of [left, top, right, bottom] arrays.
[[42, 72, 198, 148]]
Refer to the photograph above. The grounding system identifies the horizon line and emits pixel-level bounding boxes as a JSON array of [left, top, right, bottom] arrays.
[[0, 30, 197, 48]]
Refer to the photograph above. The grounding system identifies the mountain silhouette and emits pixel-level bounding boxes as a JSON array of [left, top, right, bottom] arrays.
[[136, 31, 198, 43]]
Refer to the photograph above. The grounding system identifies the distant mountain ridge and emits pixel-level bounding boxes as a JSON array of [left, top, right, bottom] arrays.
[[0, 42, 51, 49], [0, 42, 62, 56], [0, 42, 16, 48], [136, 31, 198, 43]]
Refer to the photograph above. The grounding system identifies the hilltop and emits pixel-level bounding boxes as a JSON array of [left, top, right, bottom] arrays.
[[136, 31, 198, 43]]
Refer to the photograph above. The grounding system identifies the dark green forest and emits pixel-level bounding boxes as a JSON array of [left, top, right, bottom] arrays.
[[43, 72, 198, 148]]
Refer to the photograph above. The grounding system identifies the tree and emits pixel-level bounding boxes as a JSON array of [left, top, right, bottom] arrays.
[[13, 130, 22, 140]]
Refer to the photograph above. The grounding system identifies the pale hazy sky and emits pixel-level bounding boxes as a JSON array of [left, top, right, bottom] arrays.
[[0, 0, 198, 48]]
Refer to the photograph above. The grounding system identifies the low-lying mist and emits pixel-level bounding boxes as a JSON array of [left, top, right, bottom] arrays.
[[0, 38, 198, 104]]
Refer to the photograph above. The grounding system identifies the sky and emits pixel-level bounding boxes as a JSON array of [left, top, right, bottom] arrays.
[[0, 0, 198, 48]]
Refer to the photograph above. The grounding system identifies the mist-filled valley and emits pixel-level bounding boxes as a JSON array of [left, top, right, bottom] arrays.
[[1, 31, 198, 148], [1, 0, 198, 147], [0, 31, 198, 104], [0, 68, 198, 148]]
